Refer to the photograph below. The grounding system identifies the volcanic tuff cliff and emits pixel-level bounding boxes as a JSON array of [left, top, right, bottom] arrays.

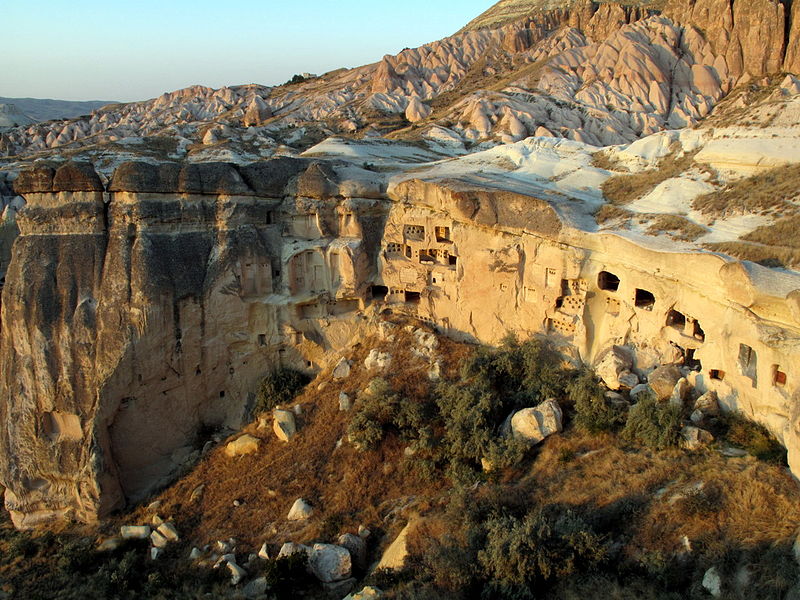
[[2, 0, 800, 527]]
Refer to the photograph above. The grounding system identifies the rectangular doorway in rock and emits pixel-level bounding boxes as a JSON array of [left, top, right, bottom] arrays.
[[737, 343, 758, 386]]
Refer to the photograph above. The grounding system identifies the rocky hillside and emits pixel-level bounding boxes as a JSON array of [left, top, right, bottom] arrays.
[[2, 329, 799, 599], [0, 105, 34, 131], [458, 0, 660, 32], [0, 97, 114, 123], [1, 0, 800, 581]]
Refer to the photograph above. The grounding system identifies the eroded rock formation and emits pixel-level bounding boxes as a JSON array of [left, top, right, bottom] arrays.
[[2, 154, 800, 528]]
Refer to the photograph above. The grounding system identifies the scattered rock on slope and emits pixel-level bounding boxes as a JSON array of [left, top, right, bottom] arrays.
[[273, 409, 297, 442], [510, 399, 563, 445], [309, 543, 352, 582], [225, 434, 261, 457], [287, 498, 314, 521]]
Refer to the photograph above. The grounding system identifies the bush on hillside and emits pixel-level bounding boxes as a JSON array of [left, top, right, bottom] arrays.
[[569, 370, 626, 433], [459, 336, 567, 410], [255, 368, 310, 413], [621, 393, 682, 450], [718, 412, 786, 464], [479, 508, 608, 597], [347, 378, 405, 450]]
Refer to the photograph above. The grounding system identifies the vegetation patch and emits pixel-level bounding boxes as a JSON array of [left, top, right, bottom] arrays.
[[254, 368, 310, 414], [8, 326, 799, 599], [591, 149, 627, 172], [692, 164, 800, 217], [741, 214, 800, 248], [646, 214, 708, 241], [716, 412, 787, 464], [569, 370, 626, 434], [595, 204, 633, 225], [600, 150, 698, 205], [621, 392, 682, 450], [703, 240, 800, 269]]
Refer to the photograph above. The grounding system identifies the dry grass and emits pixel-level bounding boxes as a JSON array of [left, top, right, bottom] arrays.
[[601, 150, 698, 205], [692, 164, 800, 217], [742, 214, 800, 248], [518, 428, 800, 559], [704, 241, 800, 269], [591, 149, 627, 172], [117, 319, 471, 553], [595, 204, 633, 225], [646, 214, 708, 242]]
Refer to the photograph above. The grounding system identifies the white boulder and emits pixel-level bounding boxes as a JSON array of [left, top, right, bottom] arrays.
[[669, 377, 691, 407], [120, 525, 151, 539], [333, 358, 352, 380], [278, 542, 312, 558], [510, 399, 563, 445], [594, 346, 634, 390], [258, 542, 270, 560], [273, 409, 297, 442], [702, 566, 722, 597], [309, 543, 352, 582], [364, 350, 392, 371], [227, 560, 247, 585], [150, 530, 168, 549], [157, 522, 179, 542], [681, 426, 714, 450], [376, 521, 414, 571], [338, 532, 367, 569], [287, 498, 313, 521], [225, 434, 260, 457]]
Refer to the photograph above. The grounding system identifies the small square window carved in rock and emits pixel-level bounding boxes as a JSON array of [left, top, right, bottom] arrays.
[[773, 365, 787, 387], [635, 288, 655, 310], [667, 309, 686, 329], [598, 271, 620, 292]]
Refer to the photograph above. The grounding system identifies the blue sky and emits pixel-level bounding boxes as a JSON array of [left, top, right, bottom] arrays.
[[1, 0, 494, 102]]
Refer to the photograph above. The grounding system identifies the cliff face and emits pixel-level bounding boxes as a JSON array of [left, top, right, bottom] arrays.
[[3, 0, 800, 530], [0, 159, 382, 527], [3, 154, 800, 527], [663, 0, 788, 80]]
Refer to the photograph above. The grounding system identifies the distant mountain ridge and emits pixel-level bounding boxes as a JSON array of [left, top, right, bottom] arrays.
[[0, 97, 115, 123], [458, 0, 661, 32]]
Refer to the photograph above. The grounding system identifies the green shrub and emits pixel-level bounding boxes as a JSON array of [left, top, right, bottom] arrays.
[[460, 336, 567, 410], [255, 368, 310, 413], [478, 507, 608, 595], [347, 378, 404, 450], [569, 370, 626, 434], [263, 552, 309, 599], [621, 393, 682, 449], [720, 412, 786, 464]]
